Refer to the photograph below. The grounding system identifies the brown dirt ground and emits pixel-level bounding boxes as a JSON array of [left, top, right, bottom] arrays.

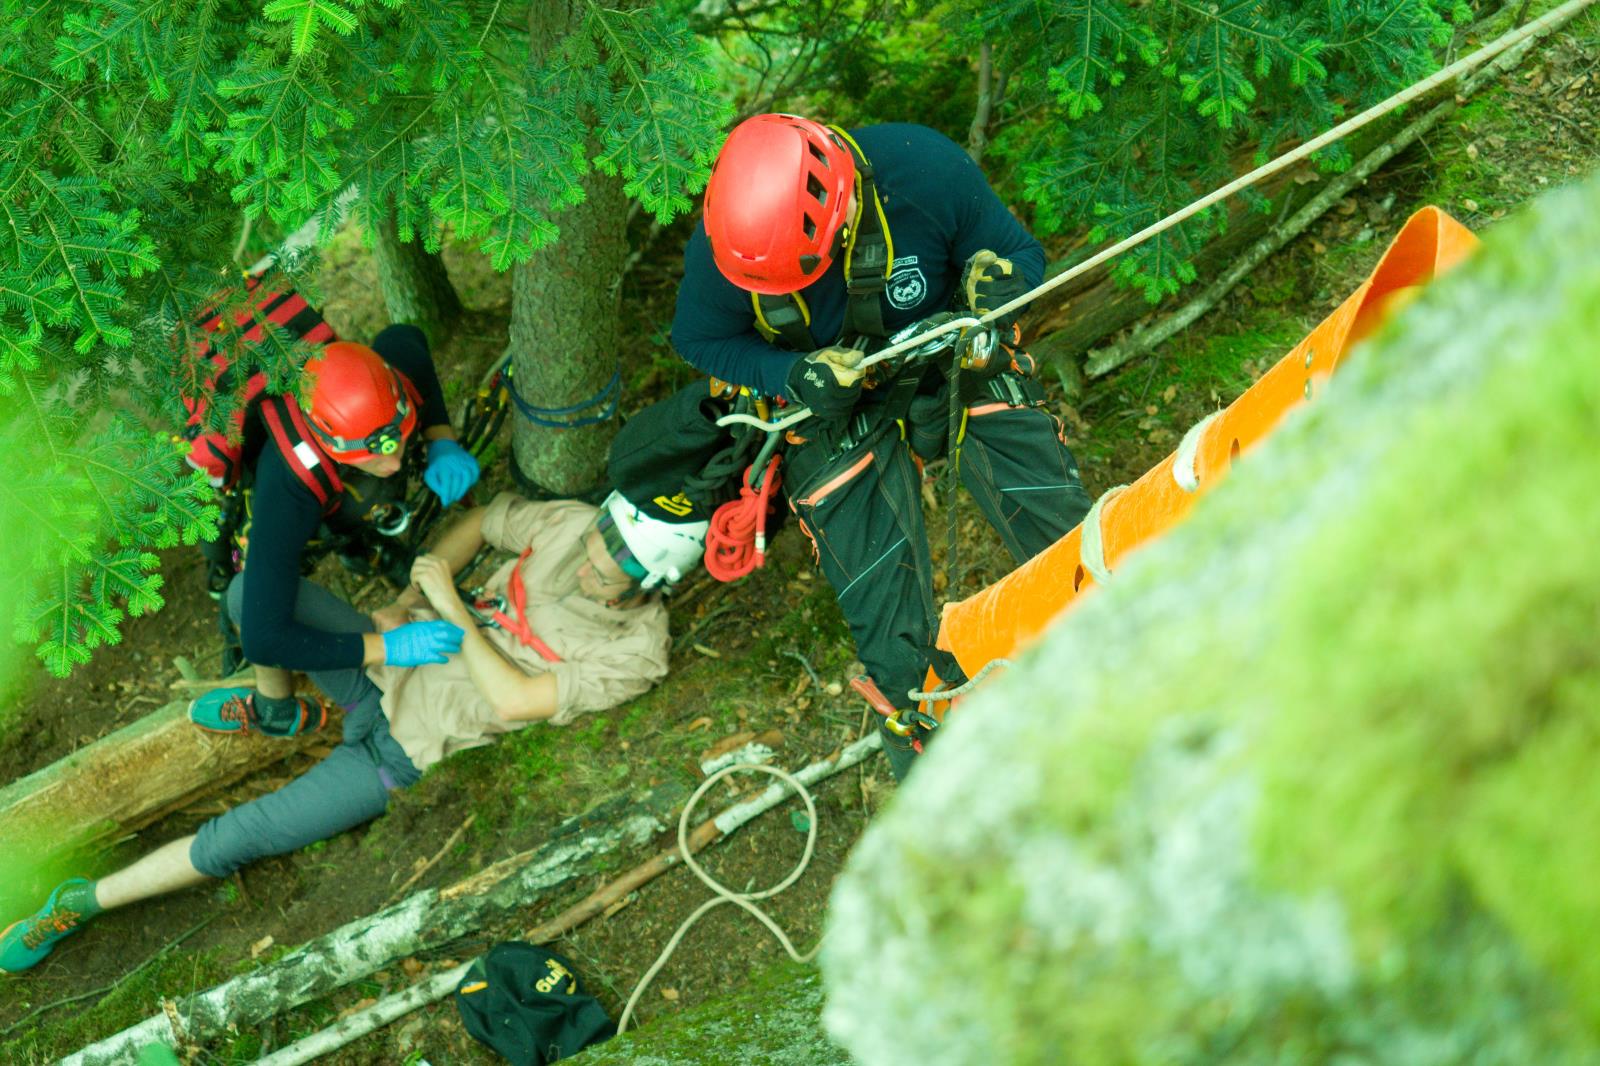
[[1, 28, 1595, 1059]]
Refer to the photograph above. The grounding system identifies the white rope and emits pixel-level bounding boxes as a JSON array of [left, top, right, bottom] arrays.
[[1172, 411, 1222, 493], [1079, 484, 1128, 584], [713, 0, 1592, 435], [907, 657, 1013, 704], [233, 738, 881, 1063], [616, 761, 824, 1034], [716, 406, 816, 433]]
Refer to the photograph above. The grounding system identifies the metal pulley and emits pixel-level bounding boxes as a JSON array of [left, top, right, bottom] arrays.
[[883, 311, 966, 362], [956, 325, 1000, 373]]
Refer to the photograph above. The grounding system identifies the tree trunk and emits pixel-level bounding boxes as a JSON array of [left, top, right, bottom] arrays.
[[371, 196, 462, 349], [506, 168, 627, 498], [508, 1, 629, 499], [821, 176, 1600, 1063]]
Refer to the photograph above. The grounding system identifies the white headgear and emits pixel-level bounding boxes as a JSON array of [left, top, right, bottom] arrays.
[[601, 491, 708, 590]]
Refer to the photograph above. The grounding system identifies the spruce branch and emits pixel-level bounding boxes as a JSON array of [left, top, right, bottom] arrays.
[[52, 0, 172, 95], [579, 4, 728, 223], [261, 0, 361, 57], [163, 10, 229, 180]]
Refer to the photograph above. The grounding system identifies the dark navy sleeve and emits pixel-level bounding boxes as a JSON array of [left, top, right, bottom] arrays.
[[238, 447, 365, 671], [902, 125, 1045, 289], [864, 124, 1049, 291], [371, 324, 450, 430], [670, 225, 802, 397], [948, 158, 1045, 289]]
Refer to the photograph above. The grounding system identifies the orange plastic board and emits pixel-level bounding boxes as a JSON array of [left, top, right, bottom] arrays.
[[934, 206, 1478, 688]]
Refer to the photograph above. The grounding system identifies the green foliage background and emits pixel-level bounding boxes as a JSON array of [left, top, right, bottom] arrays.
[[0, 0, 728, 674], [0, 0, 1469, 673]]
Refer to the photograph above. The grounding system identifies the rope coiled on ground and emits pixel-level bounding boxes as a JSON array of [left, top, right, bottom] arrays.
[[617, 761, 821, 1034]]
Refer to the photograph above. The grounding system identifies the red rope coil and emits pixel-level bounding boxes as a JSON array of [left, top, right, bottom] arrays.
[[704, 457, 782, 582]]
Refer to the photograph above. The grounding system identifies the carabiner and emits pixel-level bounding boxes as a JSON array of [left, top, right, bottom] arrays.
[[372, 502, 413, 537]]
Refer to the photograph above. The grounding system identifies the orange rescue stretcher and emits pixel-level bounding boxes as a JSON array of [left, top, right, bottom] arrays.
[[924, 206, 1480, 716]]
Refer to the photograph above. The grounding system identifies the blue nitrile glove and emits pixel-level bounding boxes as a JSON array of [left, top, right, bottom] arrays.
[[382, 619, 464, 667], [425, 438, 480, 507]]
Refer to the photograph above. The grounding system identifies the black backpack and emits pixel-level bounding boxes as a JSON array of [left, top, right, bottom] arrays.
[[454, 943, 615, 1065]]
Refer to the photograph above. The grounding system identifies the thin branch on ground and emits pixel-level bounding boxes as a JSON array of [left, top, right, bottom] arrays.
[[1, 916, 217, 1039], [672, 602, 736, 653], [781, 648, 823, 690], [384, 815, 478, 907]]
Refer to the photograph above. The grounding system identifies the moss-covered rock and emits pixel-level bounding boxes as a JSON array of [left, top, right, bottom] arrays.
[[822, 170, 1600, 1065], [572, 962, 852, 1066]]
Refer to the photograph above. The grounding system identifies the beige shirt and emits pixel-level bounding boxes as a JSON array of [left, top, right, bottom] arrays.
[[369, 493, 670, 773]]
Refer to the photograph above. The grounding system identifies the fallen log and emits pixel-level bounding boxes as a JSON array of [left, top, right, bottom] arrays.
[[0, 698, 332, 860], [60, 784, 686, 1066], [248, 735, 883, 1066], [1023, 5, 1553, 376], [1022, 154, 1327, 376], [1082, 4, 1572, 379]]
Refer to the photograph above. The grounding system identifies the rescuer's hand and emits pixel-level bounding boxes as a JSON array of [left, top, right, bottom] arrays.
[[381, 619, 464, 667], [960, 250, 1031, 332], [785, 346, 865, 420], [425, 438, 481, 508]]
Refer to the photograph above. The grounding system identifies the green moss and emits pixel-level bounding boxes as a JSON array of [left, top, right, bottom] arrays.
[[1166, 310, 1306, 399], [1458, 677, 1600, 1023], [572, 962, 851, 1066], [1251, 184, 1600, 964], [4, 947, 233, 1062], [822, 172, 1600, 1064]]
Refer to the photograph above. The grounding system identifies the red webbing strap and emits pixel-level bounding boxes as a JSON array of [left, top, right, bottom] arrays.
[[488, 549, 562, 662], [259, 396, 342, 511]]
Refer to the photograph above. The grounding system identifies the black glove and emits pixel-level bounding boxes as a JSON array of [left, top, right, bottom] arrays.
[[786, 345, 864, 420], [960, 250, 1032, 332]]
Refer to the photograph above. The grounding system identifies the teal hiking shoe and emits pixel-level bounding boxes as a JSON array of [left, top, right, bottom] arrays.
[[188, 687, 326, 738], [0, 878, 96, 973]]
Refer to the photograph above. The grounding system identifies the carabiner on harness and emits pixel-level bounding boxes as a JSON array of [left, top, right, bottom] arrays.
[[371, 502, 413, 537], [461, 549, 563, 663]]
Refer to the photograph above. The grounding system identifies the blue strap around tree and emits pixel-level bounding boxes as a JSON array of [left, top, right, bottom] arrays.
[[506, 366, 621, 429]]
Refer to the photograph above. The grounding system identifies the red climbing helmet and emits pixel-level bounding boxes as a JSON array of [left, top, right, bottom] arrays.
[[302, 342, 417, 461], [703, 113, 856, 295]]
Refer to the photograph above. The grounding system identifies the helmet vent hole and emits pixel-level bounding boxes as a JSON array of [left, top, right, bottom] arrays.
[[802, 215, 817, 240], [808, 143, 830, 167], [805, 173, 828, 205]]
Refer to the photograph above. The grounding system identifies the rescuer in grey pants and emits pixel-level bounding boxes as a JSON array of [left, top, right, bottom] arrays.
[[188, 577, 421, 877]]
